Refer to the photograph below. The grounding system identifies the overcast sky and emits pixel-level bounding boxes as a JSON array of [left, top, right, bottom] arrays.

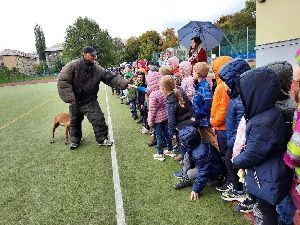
[[1, 0, 245, 53]]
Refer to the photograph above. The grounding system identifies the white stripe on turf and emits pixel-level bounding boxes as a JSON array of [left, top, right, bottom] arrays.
[[105, 85, 126, 225]]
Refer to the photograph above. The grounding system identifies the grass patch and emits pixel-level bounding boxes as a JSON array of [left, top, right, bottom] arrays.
[[0, 83, 249, 225]]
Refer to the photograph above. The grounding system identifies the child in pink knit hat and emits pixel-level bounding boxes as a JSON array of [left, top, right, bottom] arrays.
[[179, 61, 194, 101], [167, 56, 180, 76]]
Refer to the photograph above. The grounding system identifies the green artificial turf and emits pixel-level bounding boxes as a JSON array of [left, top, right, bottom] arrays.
[[0, 83, 249, 225]]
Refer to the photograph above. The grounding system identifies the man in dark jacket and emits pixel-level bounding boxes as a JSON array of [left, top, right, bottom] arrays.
[[57, 46, 129, 149]]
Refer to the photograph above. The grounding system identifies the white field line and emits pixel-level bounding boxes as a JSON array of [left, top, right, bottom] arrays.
[[0, 96, 57, 130], [104, 85, 126, 225]]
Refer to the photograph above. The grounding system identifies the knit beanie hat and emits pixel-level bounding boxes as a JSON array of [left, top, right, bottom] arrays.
[[296, 49, 300, 65], [265, 61, 293, 97], [167, 56, 179, 70], [179, 61, 192, 77]]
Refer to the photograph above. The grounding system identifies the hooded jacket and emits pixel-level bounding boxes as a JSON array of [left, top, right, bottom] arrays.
[[58, 58, 128, 104], [167, 87, 197, 134], [219, 59, 250, 150], [233, 67, 292, 205], [179, 126, 222, 193], [146, 72, 168, 127], [210, 56, 232, 130]]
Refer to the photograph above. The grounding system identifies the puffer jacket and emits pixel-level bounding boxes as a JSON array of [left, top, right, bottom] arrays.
[[58, 58, 128, 104], [233, 67, 292, 205], [219, 59, 250, 150], [192, 79, 212, 128], [167, 87, 197, 135], [146, 71, 168, 127], [210, 56, 232, 130], [179, 126, 222, 193], [181, 76, 195, 101]]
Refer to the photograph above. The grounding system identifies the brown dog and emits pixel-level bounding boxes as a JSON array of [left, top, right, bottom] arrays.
[[50, 112, 70, 145]]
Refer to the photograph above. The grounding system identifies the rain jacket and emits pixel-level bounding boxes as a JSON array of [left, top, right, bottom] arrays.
[[219, 59, 250, 150], [233, 67, 292, 205], [210, 56, 232, 130], [179, 126, 222, 193]]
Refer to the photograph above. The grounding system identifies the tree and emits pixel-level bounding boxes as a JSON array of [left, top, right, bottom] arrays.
[[63, 17, 114, 67], [123, 37, 140, 62], [111, 37, 124, 65], [161, 28, 178, 51], [138, 31, 161, 61], [34, 24, 47, 62]]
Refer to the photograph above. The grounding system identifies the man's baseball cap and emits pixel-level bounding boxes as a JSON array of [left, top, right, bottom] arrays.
[[83, 46, 97, 56]]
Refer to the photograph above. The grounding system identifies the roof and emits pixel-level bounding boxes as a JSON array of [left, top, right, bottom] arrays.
[[45, 43, 64, 52], [0, 49, 37, 58]]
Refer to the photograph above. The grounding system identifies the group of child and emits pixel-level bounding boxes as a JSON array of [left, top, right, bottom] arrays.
[[111, 49, 300, 225]]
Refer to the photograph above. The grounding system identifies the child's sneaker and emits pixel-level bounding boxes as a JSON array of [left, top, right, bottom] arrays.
[[173, 171, 182, 179], [163, 150, 176, 157], [141, 127, 149, 134], [174, 180, 191, 190], [153, 153, 165, 161], [216, 182, 233, 192], [234, 197, 255, 213], [221, 189, 247, 202]]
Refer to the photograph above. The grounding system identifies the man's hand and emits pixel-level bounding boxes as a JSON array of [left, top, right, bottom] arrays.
[[190, 191, 199, 201]]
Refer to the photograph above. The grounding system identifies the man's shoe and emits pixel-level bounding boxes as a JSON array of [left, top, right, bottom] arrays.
[[174, 180, 191, 190], [69, 142, 79, 150], [98, 139, 113, 146]]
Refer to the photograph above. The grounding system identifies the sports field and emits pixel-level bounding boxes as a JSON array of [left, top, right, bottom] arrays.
[[0, 82, 248, 225]]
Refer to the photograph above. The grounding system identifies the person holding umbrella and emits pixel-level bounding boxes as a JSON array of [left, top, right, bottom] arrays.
[[188, 37, 207, 67]]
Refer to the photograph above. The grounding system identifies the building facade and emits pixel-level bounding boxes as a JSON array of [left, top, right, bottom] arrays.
[[256, 0, 300, 67], [0, 49, 38, 74]]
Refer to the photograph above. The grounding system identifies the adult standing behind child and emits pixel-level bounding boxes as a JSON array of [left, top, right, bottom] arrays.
[[188, 37, 207, 67]]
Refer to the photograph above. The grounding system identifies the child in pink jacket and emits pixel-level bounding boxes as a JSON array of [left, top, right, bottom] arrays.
[[147, 71, 174, 161]]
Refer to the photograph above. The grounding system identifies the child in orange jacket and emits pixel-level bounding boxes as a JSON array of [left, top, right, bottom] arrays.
[[210, 56, 233, 157]]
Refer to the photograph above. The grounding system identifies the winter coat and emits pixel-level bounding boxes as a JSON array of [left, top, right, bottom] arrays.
[[146, 71, 168, 127], [219, 59, 251, 150], [167, 87, 197, 135], [148, 90, 168, 127], [179, 126, 222, 193], [58, 58, 128, 104], [210, 56, 232, 130], [233, 67, 292, 205], [192, 79, 212, 128], [181, 76, 195, 101]]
